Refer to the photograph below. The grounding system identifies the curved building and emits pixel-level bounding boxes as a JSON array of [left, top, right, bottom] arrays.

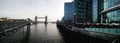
[[99, 0, 120, 23]]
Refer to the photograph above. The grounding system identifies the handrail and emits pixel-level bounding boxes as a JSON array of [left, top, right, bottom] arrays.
[[112, 35, 120, 43], [0, 22, 31, 40], [63, 24, 120, 41]]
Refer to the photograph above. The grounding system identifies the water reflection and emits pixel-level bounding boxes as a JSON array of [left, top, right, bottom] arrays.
[[44, 24, 47, 34], [26, 24, 64, 43], [35, 24, 37, 28], [22, 25, 31, 43]]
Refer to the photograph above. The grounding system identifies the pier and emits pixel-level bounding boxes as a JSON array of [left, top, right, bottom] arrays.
[[0, 21, 31, 40]]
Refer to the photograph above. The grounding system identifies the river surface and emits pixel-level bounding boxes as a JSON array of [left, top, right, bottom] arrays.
[[1, 23, 120, 43], [1, 23, 64, 43], [28, 23, 64, 43]]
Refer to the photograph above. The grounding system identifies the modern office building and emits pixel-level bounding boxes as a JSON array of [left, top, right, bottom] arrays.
[[63, 2, 75, 23], [93, 0, 98, 23], [98, 0, 120, 23], [74, 0, 93, 24]]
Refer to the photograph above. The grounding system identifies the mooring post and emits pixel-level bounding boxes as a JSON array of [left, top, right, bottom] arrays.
[[45, 16, 48, 24]]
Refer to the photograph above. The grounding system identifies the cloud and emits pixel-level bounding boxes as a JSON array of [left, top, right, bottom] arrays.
[[0, 0, 73, 21]]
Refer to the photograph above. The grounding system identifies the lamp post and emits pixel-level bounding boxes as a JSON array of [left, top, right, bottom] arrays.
[[73, 13, 76, 26]]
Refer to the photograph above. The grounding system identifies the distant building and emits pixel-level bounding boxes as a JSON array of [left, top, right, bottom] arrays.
[[98, 0, 120, 23], [0, 17, 10, 21], [63, 2, 75, 24], [10, 19, 27, 22], [0, 17, 26, 22], [74, 0, 93, 24]]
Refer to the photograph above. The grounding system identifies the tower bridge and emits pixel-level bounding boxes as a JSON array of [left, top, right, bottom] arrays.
[[34, 16, 48, 24], [34, 16, 55, 24]]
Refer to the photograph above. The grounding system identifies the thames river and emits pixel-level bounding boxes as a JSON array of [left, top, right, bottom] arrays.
[[28, 23, 64, 43], [1, 23, 64, 43], [1, 23, 120, 43]]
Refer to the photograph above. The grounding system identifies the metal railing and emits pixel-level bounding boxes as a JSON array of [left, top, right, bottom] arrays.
[[0, 21, 31, 40]]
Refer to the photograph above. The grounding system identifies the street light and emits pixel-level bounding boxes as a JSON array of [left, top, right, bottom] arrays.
[[73, 13, 76, 25]]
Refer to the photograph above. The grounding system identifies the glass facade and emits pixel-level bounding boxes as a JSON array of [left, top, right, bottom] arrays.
[[106, 10, 120, 23], [98, 0, 104, 23], [104, 0, 120, 9], [74, 0, 93, 23], [63, 2, 75, 23], [93, 0, 98, 23], [85, 28, 120, 35], [102, 0, 120, 23]]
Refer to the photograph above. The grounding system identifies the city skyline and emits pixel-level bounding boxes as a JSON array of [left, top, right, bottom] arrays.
[[0, 0, 73, 21]]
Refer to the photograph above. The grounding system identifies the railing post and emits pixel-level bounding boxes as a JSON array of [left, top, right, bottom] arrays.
[[0, 23, 2, 40], [0, 23, 5, 39]]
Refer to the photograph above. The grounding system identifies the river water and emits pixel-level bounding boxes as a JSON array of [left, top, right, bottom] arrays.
[[1, 23, 64, 43], [1, 23, 120, 43], [28, 23, 64, 43]]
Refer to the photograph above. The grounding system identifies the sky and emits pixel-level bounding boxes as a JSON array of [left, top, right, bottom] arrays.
[[0, 0, 73, 21]]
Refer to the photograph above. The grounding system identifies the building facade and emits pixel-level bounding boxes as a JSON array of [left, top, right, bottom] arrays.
[[63, 2, 75, 24], [93, 0, 98, 23], [99, 0, 120, 23], [74, 0, 93, 24]]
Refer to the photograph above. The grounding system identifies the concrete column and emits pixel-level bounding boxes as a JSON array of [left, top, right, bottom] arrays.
[[101, 14, 103, 23]]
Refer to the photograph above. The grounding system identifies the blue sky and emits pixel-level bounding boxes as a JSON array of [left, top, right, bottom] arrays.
[[0, 0, 73, 21]]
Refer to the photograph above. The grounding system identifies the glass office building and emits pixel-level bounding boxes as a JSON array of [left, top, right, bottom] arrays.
[[74, 0, 93, 24], [93, 0, 98, 23], [99, 0, 120, 23], [63, 2, 75, 23]]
